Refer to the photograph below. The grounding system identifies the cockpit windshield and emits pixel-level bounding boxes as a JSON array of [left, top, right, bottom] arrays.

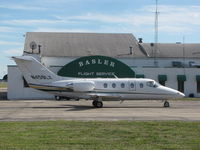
[[146, 81, 160, 88]]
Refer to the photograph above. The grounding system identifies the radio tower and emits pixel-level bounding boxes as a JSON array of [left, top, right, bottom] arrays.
[[154, 0, 159, 66]]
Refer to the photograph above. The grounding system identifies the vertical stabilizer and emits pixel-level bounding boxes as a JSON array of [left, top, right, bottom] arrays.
[[12, 56, 62, 85]]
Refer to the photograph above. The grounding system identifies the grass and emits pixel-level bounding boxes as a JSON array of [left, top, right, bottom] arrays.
[[0, 82, 7, 88], [0, 121, 199, 150], [175, 97, 200, 101]]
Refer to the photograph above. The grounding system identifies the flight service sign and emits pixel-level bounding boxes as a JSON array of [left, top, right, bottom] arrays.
[[57, 55, 135, 78]]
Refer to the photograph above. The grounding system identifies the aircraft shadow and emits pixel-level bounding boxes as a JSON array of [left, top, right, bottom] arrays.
[[63, 105, 96, 111], [31, 106, 70, 109], [63, 104, 163, 111], [3, 105, 164, 111], [30, 105, 95, 111]]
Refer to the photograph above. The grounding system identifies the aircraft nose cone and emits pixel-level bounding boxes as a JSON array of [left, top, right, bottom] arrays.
[[177, 92, 185, 98]]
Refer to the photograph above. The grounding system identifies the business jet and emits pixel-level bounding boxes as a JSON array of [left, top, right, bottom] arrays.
[[12, 56, 185, 108]]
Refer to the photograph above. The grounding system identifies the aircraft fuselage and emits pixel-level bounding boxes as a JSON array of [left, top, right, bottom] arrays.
[[29, 78, 184, 100]]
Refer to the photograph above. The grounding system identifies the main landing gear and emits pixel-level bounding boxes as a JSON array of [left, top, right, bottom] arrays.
[[164, 101, 170, 107], [92, 100, 103, 108], [55, 96, 73, 101]]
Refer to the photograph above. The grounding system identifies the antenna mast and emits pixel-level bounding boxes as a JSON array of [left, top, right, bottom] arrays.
[[154, 0, 159, 66], [183, 36, 186, 75]]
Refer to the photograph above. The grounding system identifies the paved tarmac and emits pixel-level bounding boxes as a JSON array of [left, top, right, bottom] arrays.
[[0, 100, 200, 121]]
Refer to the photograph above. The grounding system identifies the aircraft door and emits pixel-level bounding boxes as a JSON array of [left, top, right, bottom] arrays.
[[129, 81, 136, 91]]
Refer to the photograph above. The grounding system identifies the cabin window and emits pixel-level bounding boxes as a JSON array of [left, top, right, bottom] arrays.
[[130, 83, 134, 88], [140, 83, 143, 88], [112, 83, 116, 88], [121, 83, 125, 88], [146, 81, 158, 88], [103, 83, 108, 88], [146, 81, 154, 87]]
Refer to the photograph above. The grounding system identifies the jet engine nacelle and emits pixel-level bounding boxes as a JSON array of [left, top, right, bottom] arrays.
[[73, 81, 95, 92]]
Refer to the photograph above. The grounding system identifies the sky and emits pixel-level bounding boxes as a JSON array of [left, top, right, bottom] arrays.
[[0, 0, 200, 79]]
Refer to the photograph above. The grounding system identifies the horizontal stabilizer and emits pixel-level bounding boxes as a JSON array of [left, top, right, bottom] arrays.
[[12, 56, 33, 61]]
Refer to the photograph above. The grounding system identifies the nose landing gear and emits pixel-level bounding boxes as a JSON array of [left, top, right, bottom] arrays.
[[164, 101, 170, 107]]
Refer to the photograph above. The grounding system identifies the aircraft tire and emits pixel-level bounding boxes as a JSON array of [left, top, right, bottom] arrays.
[[92, 100, 103, 108], [164, 101, 170, 107], [96, 101, 103, 108], [92, 100, 97, 107]]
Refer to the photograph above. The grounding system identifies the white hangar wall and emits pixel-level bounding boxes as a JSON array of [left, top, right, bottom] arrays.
[[8, 60, 200, 99], [133, 68, 200, 97], [8, 66, 54, 100], [7, 32, 200, 99]]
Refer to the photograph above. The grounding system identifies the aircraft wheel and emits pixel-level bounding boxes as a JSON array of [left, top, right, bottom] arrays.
[[164, 101, 170, 107], [55, 96, 61, 101], [96, 101, 103, 108], [92, 100, 103, 108], [92, 100, 97, 107]]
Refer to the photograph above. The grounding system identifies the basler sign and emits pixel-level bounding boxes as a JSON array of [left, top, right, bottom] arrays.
[[58, 55, 135, 78]]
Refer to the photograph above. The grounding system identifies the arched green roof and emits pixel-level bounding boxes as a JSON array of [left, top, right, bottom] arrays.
[[58, 55, 135, 78]]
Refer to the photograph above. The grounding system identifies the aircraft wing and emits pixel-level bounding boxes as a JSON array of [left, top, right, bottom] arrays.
[[65, 83, 73, 89], [88, 93, 121, 99]]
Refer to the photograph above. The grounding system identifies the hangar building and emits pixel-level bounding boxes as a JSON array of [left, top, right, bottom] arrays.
[[8, 32, 200, 99]]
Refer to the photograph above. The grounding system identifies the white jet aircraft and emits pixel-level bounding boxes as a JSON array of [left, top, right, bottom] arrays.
[[13, 56, 185, 108]]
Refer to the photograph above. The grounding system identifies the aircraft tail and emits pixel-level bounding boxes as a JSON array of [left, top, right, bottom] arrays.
[[12, 56, 63, 85]]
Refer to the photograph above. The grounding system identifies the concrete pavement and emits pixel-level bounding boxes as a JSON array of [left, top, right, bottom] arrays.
[[0, 100, 200, 121]]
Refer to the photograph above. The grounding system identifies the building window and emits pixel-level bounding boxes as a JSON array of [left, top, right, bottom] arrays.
[[159, 81, 165, 86], [140, 83, 143, 88], [178, 81, 184, 93], [197, 81, 200, 93], [121, 83, 125, 88], [177, 75, 186, 93], [136, 74, 145, 78], [112, 83, 116, 88], [103, 83, 108, 88], [22, 77, 29, 88], [196, 75, 200, 93], [158, 75, 167, 86]]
